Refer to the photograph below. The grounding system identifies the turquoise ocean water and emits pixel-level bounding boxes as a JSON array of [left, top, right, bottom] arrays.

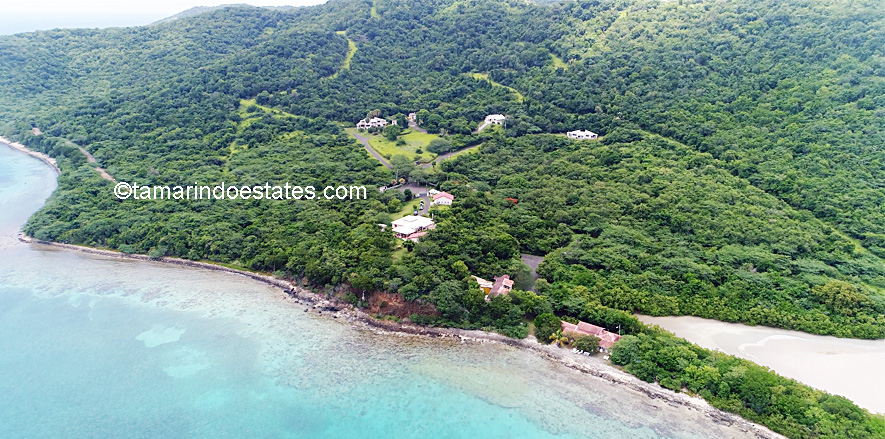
[[0, 145, 769, 438]]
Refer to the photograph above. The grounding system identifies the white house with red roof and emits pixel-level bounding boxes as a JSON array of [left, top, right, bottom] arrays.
[[431, 191, 454, 206]]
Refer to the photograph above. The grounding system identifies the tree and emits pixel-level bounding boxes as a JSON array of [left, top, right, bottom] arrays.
[[812, 280, 868, 316], [549, 330, 569, 347], [430, 280, 470, 322], [387, 197, 402, 213], [390, 154, 415, 181], [427, 138, 453, 154], [534, 313, 561, 343], [416, 109, 430, 126], [451, 260, 470, 279], [409, 168, 428, 186], [383, 124, 402, 141], [509, 260, 534, 291]]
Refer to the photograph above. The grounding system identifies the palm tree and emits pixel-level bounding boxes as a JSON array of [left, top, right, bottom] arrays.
[[549, 330, 569, 347]]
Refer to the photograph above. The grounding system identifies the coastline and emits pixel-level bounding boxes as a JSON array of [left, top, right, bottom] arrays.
[[4, 133, 783, 438], [0, 136, 60, 174], [17, 233, 785, 439]]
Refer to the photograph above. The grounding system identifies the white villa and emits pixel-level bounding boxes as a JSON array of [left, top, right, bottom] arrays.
[[391, 215, 436, 241], [567, 130, 598, 140], [485, 114, 506, 125], [357, 117, 389, 129], [408, 112, 417, 122]]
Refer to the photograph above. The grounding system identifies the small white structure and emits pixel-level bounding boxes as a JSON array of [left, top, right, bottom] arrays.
[[357, 117, 389, 129], [567, 130, 598, 140], [431, 191, 454, 206], [408, 112, 417, 122], [391, 215, 436, 241], [485, 114, 506, 125], [473, 276, 494, 292]]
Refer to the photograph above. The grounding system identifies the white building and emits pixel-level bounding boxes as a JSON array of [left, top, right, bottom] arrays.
[[431, 191, 454, 206], [567, 130, 598, 140], [357, 117, 389, 129], [408, 112, 417, 122], [485, 114, 506, 125], [391, 215, 436, 241]]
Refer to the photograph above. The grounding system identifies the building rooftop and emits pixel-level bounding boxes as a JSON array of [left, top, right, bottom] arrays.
[[391, 215, 435, 237], [393, 215, 435, 228], [433, 191, 454, 201], [490, 274, 514, 297], [472, 275, 494, 290], [404, 231, 427, 242], [561, 320, 622, 349]]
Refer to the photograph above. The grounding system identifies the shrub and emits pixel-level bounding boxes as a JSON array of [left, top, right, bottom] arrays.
[[573, 335, 600, 353], [148, 246, 167, 259]]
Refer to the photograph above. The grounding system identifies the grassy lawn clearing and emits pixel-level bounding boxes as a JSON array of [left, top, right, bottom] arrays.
[[395, 198, 423, 219], [328, 31, 357, 79], [550, 53, 567, 69], [346, 128, 440, 162]]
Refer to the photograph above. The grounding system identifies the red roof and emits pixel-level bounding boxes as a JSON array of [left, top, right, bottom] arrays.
[[504, 197, 518, 204], [405, 231, 427, 239], [561, 321, 579, 333], [597, 332, 621, 349], [433, 191, 454, 201], [560, 320, 621, 349], [489, 274, 514, 297], [577, 321, 605, 336]]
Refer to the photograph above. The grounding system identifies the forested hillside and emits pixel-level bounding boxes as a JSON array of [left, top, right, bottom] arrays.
[[2, 0, 882, 344], [1, 1, 884, 436], [445, 133, 885, 338], [1, 0, 882, 337]]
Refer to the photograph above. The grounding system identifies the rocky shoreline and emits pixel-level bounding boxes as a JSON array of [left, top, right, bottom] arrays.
[[17, 233, 785, 439]]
